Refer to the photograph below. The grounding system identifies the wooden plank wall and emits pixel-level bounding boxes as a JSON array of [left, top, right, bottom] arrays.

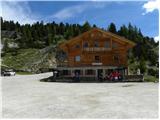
[[59, 30, 130, 67]]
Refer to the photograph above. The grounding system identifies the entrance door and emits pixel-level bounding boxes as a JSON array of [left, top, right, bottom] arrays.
[[97, 69, 103, 77]]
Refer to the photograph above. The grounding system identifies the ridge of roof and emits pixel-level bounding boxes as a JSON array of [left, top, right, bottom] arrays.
[[94, 28, 135, 46], [59, 28, 136, 47]]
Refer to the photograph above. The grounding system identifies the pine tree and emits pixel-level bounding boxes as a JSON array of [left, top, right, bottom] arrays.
[[9, 21, 16, 31], [82, 21, 91, 32], [15, 22, 21, 32], [139, 57, 147, 74], [59, 22, 65, 35], [1, 17, 4, 30], [108, 22, 117, 34], [118, 25, 128, 38], [46, 25, 54, 46], [93, 24, 97, 28]]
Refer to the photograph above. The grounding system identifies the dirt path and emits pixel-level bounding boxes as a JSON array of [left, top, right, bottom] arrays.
[[1, 73, 159, 118]]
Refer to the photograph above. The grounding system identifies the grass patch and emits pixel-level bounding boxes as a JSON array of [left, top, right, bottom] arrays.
[[16, 71, 33, 75], [144, 75, 158, 82], [2, 48, 40, 70], [2, 47, 56, 73]]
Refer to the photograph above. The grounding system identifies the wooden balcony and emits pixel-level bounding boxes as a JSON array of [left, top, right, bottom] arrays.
[[83, 47, 111, 52], [57, 62, 127, 68]]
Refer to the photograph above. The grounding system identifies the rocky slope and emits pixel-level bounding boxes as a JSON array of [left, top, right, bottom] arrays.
[[2, 46, 57, 73], [1, 30, 57, 73]]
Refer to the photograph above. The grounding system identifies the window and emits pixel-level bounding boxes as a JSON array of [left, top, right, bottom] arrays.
[[85, 69, 95, 75], [112, 42, 118, 48], [75, 44, 80, 48], [105, 41, 110, 48], [62, 70, 69, 75], [113, 55, 119, 63], [94, 41, 99, 47], [83, 42, 88, 48], [95, 56, 100, 62], [75, 56, 80, 62]]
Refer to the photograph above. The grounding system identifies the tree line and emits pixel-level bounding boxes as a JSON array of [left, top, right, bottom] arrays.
[[1, 17, 158, 71], [1, 17, 94, 48]]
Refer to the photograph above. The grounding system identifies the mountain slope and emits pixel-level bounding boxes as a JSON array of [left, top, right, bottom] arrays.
[[2, 46, 57, 73]]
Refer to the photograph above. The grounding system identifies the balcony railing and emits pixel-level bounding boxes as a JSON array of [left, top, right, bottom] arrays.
[[57, 62, 127, 68], [83, 47, 111, 52]]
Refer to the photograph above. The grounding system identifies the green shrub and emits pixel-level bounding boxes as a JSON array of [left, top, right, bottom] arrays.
[[148, 68, 158, 76], [1, 52, 6, 57], [144, 75, 158, 82], [16, 71, 33, 75]]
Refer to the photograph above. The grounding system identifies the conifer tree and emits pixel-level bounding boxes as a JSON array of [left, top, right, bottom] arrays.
[[108, 22, 117, 34], [139, 57, 147, 74], [82, 21, 91, 32]]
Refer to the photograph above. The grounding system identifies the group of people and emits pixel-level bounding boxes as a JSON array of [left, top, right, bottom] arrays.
[[105, 71, 122, 81], [98, 70, 122, 82], [53, 70, 122, 82]]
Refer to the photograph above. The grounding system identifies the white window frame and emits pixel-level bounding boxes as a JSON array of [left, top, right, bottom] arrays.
[[105, 41, 110, 48], [75, 56, 81, 62]]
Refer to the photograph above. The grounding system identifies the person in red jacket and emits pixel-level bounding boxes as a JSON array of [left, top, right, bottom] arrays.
[[109, 70, 119, 81], [106, 70, 122, 81]]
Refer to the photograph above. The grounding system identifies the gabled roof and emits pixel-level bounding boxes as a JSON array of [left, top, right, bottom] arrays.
[[59, 28, 136, 48]]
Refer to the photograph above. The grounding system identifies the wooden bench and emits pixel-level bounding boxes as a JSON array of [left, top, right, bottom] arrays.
[[123, 75, 144, 82]]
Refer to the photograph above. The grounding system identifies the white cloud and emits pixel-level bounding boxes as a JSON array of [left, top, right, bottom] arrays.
[[142, 0, 160, 15], [0, 1, 107, 24], [142, 0, 159, 43], [154, 35, 159, 42], [52, 2, 107, 21], [52, 5, 87, 20], [0, 1, 38, 24]]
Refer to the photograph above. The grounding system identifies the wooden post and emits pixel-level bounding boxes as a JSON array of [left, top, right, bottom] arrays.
[[102, 69, 105, 78], [125, 67, 129, 75], [71, 69, 73, 76], [83, 68, 85, 77], [95, 69, 97, 80], [122, 68, 125, 80], [127, 67, 129, 75]]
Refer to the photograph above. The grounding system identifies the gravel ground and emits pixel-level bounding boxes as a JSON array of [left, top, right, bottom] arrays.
[[1, 72, 159, 118]]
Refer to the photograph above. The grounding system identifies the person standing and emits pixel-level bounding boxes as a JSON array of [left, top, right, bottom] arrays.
[[75, 72, 80, 82]]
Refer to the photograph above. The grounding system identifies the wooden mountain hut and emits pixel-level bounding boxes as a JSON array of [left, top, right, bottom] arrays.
[[56, 28, 135, 80]]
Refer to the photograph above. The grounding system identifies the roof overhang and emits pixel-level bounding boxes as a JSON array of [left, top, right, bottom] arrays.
[[58, 28, 136, 49]]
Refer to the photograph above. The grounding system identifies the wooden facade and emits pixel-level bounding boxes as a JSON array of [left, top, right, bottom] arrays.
[[56, 28, 135, 78]]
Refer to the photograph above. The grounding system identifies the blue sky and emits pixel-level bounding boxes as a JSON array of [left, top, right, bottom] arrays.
[[0, 0, 159, 40]]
